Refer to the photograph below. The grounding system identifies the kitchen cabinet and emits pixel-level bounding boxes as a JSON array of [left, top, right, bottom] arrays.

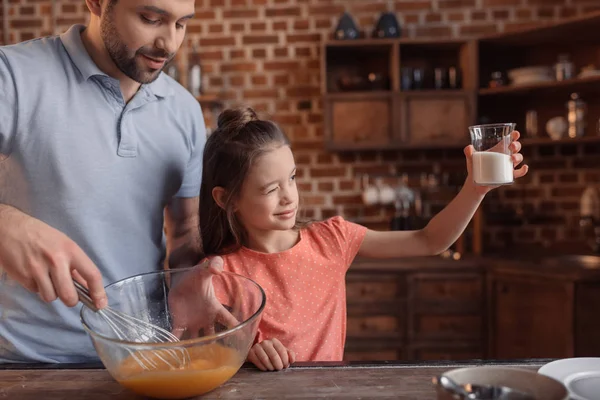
[[343, 257, 486, 362], [322, 40, 477, 151], [487, 259, 600, 360]]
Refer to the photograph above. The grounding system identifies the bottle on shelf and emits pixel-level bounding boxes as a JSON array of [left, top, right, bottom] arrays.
[[188, 44, 202, 98]]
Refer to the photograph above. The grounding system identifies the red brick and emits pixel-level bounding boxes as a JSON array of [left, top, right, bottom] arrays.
[[310, 167, 346, 178], [265, 61, 301, 70], [317, 154, 334, 164], [286, 86, 320, 97], [57, 18, 82, 26], [252, 48, 267, 58], [187, 24, 203, 33], [309, 5, 346, 16], [339, 180, 356, 191], [274, 74, 290, 85], [200, 50, 224, 61], [350, 2, 388, 12], [294, 20, 310, 30], [223, 9, 259, 18], [333, 195, 362, 205], [447, 12, 465, 21], [303, 196, 326, 206], [209, 24, 223, 33], [210, 0, 225, 6], [483, 0, 520, 5], [274, 48, 289, 57], [231, 0, 248, 6], [492, 9, 510, 19], [209, 77, 224, 86], [10, 19, 42, 28], [537, 7, 555, 18], [287, 33, 321, 43], [61, 4, 77, 13], [308, 114, 323, 123], [230, 23, 245, 33], [426, 12, 443, 22], [318, 182, 335, 192], [459, 24, 499, 36], [194, 11, 217, 19], [404, 14, 420, 23], [273, 21, 288, 31], [221, 62, 256, 72], [230, 49, 245, 59], [243, 89, 280, 98], [438, 0, 476, 8], [297, 182, 313, 191], [251, 22, 267, 32], [19, 6, 34, 15], [414, 26, 453, 38], [295, 154, 312, 165], [315, 19, 332, 29], [276, 101, 292, 112], [471, 10, 487, 21], [200, 37, 236, 46], [551, 186, 586, 198], [265, 7, 301, 17], [230, 76, 246, 86], [295, 47, 311, 57], [306, 60, 320, 69], [275, 115, 303, 124], [252, 0, 267, 4], [394, 1, 432, 11], [528, 0, 565, 4], [243, 35, 279, 45]]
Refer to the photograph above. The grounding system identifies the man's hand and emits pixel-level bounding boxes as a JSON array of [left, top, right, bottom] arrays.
[[167, 257, 240, 339], [247, 338, 296, 371], [0, 205, 106, 308]]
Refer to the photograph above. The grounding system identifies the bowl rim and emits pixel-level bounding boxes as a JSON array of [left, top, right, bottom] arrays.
[[79, 267, 266, 348]]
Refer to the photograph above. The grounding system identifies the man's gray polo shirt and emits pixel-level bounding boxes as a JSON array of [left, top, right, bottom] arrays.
[[0, 25, 206, 363]]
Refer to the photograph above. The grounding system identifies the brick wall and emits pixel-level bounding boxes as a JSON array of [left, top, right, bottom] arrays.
[[3, 0, 600, 253]]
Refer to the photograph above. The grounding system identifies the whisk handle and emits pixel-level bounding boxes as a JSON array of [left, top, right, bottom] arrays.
[[73, 280, 98, 312]]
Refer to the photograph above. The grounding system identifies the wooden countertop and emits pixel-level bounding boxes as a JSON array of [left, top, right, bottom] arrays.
[[349, 253, 600, 281], [0, 360, 548, 399]]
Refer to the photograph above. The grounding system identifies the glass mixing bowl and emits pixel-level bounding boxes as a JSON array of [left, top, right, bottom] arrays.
[[80, 267, 265, 399]]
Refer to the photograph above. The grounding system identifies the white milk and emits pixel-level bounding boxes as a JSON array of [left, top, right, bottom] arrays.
[[472, 151, 514, 185]]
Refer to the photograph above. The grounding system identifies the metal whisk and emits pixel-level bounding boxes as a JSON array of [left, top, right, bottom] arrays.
[[75, 280, 190, 371]]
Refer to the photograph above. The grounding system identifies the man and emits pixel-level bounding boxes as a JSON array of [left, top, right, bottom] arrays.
[[0, 0, 206, 363]]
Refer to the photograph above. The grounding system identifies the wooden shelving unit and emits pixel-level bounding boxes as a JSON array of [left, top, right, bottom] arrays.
[[322, 11, 600, 152], [321, 38, 477, 152]]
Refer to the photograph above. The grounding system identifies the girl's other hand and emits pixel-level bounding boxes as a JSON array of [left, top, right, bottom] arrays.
[[247, 338, 296, 371]]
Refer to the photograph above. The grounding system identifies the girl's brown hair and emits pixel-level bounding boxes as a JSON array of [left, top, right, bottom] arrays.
[[199, 106, 305, 257]]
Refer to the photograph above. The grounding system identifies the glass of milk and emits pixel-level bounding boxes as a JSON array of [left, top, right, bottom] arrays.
[[468, 123, 515, 186]]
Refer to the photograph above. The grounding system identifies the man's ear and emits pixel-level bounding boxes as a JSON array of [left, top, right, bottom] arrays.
[[212, 187, 227, 210], [85, 0, 103, 17]]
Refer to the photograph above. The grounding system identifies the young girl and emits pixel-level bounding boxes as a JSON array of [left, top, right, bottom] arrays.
[[198, 106, 528, 372]]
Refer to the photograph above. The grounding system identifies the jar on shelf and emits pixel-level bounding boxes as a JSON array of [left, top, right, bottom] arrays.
[[566, 92, 587, 138]]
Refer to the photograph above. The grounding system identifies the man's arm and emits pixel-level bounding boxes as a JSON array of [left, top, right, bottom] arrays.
[[164, 196, 202, 269]]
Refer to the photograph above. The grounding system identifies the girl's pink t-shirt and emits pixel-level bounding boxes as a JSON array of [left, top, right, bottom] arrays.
[[220, 216, 367, 361]]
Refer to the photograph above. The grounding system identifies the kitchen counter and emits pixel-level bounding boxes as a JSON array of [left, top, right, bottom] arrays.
[[0, 359, 549, 399]]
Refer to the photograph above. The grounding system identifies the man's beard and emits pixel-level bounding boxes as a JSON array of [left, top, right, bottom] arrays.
[[100, 7, 174, 84]]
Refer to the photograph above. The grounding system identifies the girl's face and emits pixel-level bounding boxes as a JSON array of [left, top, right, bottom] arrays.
[[235, 145, 299, 234]]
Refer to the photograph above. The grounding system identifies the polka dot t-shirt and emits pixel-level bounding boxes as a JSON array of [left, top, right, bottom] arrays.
[[220, 216, 367, 362]]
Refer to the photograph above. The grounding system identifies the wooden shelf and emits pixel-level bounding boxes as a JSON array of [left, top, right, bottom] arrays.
[[522, 135, 600, 146], [479, 11, 600, 46], [324, 91, 392, 100], [324, 38, 468, 48], [401, 90, 469, 97], [479, 75, 600, 96]]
